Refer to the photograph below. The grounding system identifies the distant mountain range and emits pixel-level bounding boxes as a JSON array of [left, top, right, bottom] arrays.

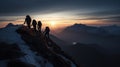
[[57, 23, 120, 54], [56, 24, 120, 67], [64, 23, 120, 36]]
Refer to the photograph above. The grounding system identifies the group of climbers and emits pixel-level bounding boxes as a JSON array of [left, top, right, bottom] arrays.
[[24, 15, 50, 38], [23, 15, 78, 67]]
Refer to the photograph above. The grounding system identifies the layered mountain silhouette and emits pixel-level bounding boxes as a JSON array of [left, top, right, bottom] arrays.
[[64, 23, 120, 36], [55, 23, 120, 67], [0, 23, 78, 67], [58, 23, 120, 52]]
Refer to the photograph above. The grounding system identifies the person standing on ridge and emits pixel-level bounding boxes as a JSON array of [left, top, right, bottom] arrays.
[[32, 19, 37, 31], [24, 15, 32, 29], [44, 26, 50, 39], [38, 21, 42, 32]]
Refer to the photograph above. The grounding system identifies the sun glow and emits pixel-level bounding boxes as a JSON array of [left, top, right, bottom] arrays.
[[50, 21, 56, 26]]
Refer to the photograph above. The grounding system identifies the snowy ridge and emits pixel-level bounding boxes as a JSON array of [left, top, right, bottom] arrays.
[[18, 44, 40, 67], [0, 23, 53, 67], [0, 23, 78, 67]]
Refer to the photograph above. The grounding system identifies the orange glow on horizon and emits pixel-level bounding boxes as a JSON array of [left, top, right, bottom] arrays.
[[0, 20, 102, 28], [0, 17, 113, 30]]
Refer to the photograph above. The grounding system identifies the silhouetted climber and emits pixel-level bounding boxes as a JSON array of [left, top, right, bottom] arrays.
[[24, 15, 32, 29], [44, 26, 50, 39], [32, 19, 37, 31], [38, 21, 42, 32]]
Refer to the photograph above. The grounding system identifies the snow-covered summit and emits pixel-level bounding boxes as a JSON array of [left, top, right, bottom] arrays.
[[0, 23, 23, 44], [0, 23, 53, 67], [0, 23, 78, 67], [5, 23, 15, 27]]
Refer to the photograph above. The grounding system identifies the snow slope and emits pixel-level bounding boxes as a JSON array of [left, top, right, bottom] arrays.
[[0, 23, 53, 67], [0, 23, 78, 67]]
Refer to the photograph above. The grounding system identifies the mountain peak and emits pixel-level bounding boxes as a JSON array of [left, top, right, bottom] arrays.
[[73, 23, 87, 27], [5, 23, 14, 27], [0, 24, 78, 67], [64, 23, 120, 36]]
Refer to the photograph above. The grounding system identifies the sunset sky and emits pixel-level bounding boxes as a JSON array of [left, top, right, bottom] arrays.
[[0, 0, 120, 28]]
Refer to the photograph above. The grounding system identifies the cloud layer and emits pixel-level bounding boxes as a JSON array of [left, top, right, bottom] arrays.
[[0, 0, 120, 24]]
